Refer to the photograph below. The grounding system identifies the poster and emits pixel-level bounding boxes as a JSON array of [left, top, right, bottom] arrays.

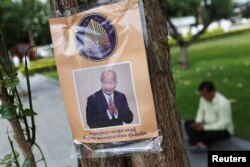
[[49, 0, 158, 143]]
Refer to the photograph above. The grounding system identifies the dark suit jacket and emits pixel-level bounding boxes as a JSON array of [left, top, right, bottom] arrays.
[[86, 90, 133, 129]]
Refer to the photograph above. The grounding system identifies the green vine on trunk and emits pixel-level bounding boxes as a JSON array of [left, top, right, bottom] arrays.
[[0, 30, 46, 167]]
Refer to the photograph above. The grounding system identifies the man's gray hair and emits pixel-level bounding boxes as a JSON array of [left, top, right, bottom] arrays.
[[100, 70, 117, 82]]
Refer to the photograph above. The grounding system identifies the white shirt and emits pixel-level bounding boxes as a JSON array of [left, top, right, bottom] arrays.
[[102, 92, 118, 120], [195, 92, 234, 135]]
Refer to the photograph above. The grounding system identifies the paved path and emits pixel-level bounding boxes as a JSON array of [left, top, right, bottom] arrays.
[[1, 74, 250, 167], [183, 123, 250, 167]]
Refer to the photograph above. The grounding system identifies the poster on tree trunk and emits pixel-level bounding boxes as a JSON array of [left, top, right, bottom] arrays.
[[49, 0, 159, 144]]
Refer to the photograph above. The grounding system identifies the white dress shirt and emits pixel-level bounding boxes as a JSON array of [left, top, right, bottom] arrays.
[[195, 92, 234, 135], [103, 92, 118, 120]]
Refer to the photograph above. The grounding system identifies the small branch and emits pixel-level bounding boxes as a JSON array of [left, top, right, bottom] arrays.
[[34, 143, 48, 167], [7, 130, 20, 167], [189, 1, 213, 44], [166, 17, 185, 46], [189, 20, 212, 44]]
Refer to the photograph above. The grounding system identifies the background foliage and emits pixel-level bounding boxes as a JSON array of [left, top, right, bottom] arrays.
[[0, 0, 51, 48]]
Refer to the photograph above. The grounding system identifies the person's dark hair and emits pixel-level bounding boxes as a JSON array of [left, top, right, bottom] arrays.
[[198, 80, 215, 92]]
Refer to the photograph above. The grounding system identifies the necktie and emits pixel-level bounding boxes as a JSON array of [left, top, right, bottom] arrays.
[[108, 95, 112, 105], [108, 96, 116, 120]]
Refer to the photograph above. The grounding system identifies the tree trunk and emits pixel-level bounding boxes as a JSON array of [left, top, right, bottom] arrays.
[[0, 34, 37, 167], [0, 94, 36, 167], [130, 1, 189, 166], [28, 29, 36, 46], [179, 45, 189, 69], [9, 120, 37, 167], [49, 0, 189, 166]]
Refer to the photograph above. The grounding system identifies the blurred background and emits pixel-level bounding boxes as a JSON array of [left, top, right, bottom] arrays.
[[0, 0, 250, 166]]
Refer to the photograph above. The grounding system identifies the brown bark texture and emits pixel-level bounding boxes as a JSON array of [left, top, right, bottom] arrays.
[[9, 120, 36, 167], [179, 46, 189, 69], [0, 84, 36, 166], [49, 0, 189, 166], [28, 29, 36, 46]]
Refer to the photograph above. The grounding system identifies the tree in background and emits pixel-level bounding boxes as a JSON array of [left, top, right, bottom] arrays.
[[165, 0, 234, 68], [242, 2, 250, 17], [0, 0, 51, 48]]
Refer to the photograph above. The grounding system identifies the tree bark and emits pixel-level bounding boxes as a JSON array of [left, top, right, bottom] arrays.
[[130, 1, 189, 166], [9, 119, 36, 167], [179, 45, 189, 69], [28, 29, 36, 46], [0, 37, 37, 166], [0, 89, 36, 167], [49, 0, 189, 166]]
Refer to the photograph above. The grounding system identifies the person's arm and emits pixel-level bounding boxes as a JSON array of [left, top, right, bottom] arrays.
[[195, 98, 204, 123], [203, 101, 232, 130], [86, 96, 106, 128], [119, 94, 133, 123]]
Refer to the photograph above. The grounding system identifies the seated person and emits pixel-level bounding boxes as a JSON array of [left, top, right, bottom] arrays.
[[185, 80, 234, 150]]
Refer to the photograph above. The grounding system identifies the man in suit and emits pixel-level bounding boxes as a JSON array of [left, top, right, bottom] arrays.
[[86, 69, 133, 129]]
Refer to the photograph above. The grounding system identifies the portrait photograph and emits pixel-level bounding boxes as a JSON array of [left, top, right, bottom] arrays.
[[73, 62, 140, 130]]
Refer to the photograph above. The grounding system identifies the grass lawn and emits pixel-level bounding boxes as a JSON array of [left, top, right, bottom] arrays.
[[42, 71, 58, 80], [42, 32, 250, 140], [171, 32, 250, 141]]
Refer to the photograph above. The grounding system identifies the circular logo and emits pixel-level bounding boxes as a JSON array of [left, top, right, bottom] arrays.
[[75, 14, 117, 61]]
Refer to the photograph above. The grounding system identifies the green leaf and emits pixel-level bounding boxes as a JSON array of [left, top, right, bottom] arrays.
[[0, 159, 4, 165], [18, 104, 24, 111], [22, 158, 32, 167], [4, 154, 11, 161], [13, 151, 19, 158], [6, 160, 12, 167], [22, 109, 37, 117], [0, 105, 17, 120], [2, 73, 19, 91]]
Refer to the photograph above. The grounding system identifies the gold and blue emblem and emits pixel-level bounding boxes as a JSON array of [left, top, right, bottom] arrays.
[[75, 13, 117, 61]]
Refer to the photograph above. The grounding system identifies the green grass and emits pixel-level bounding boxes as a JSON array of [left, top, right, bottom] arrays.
[[171, 32, 250, 140], [42, 71, 59, 80], [19, 57, 56, 75]]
